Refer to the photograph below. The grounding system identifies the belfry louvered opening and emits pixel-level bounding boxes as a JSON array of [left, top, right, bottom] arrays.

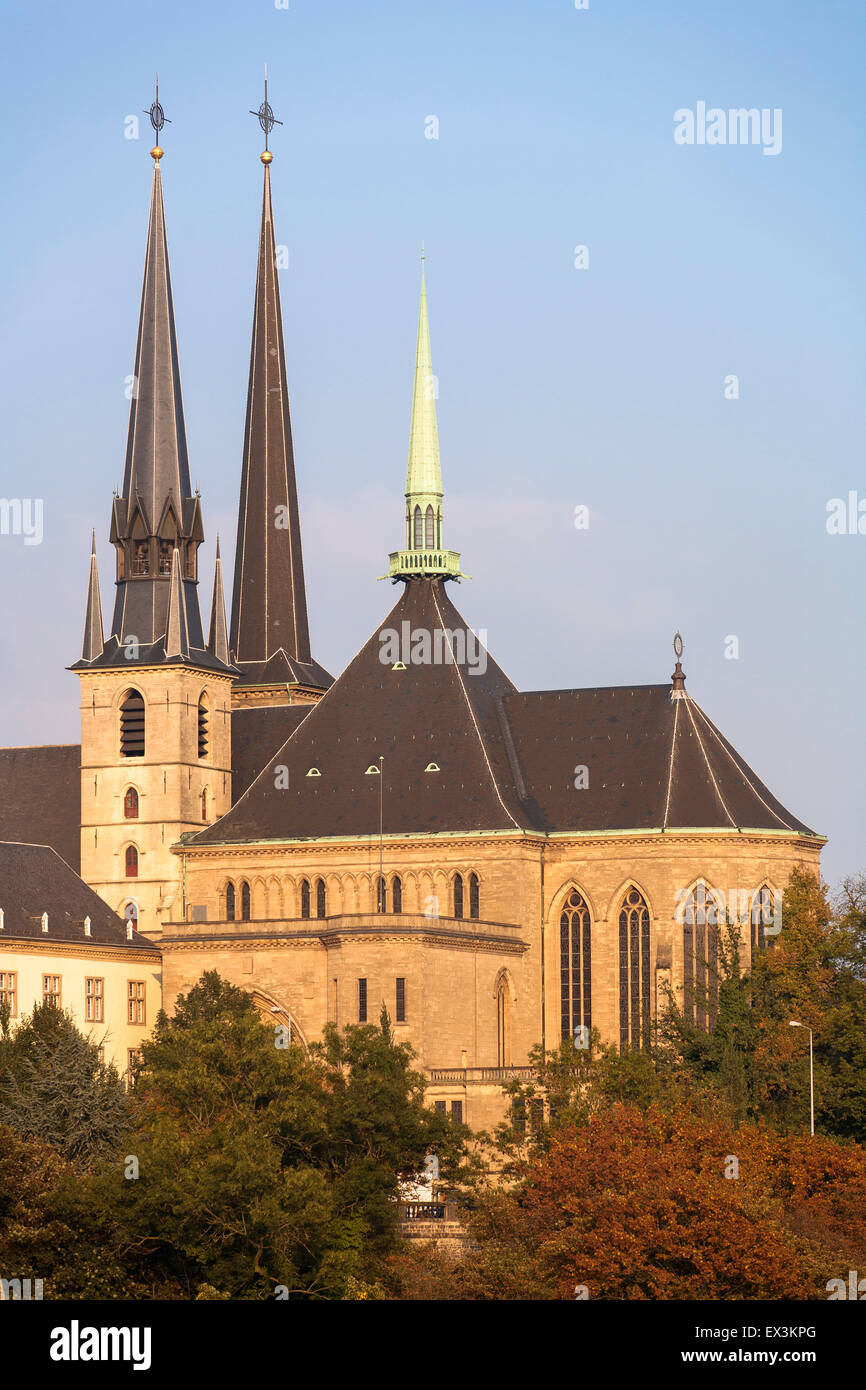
[[120, 690, 145, 758], [198, 696, 209, 758]]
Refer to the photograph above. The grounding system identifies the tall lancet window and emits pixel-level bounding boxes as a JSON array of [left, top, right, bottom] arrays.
[[453, 874, 464, 919], [133, 542, 150, 576], [560, 889, 591, 1043], [425, 505, 435, 548], [158, 541, 173, 575], [436, 508, 442, 547], [240, 881, 251, 922], [413, 505, 423, 549], [751, 885, 776, 958], [681, 883, 721, 1031], [618, 888, 651, 1050]]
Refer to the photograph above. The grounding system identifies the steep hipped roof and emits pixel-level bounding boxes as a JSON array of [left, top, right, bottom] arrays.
[[504, 687, 816, 836], [191, 580, 819, 847], [0, 747, 82, 871], [230, 158, 332, 694], [0, 842, 156, 948], [196, 578, 531, 843]]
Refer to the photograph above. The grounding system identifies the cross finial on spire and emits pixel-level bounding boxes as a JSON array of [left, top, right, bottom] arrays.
[[671, 631, 686, 696], [251, 66, 282, 162], [144, 75, 170, 162]]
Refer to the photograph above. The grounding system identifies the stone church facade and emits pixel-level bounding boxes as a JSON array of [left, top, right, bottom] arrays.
[[0, 123, 824, 1129]]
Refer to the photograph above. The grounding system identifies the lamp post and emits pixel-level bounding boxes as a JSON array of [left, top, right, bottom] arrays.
[[378, 755, 384, 913], [789, 1020, 814, 1135]]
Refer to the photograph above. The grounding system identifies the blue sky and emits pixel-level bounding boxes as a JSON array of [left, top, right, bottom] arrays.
[[0, 0, 863, 885]]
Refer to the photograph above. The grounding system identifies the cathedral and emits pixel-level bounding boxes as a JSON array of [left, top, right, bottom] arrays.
[[0, 111, 824, 1126]]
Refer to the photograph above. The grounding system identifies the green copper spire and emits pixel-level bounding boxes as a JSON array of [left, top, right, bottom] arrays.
[[388, 249, 464, 581], [406, 246, 442, 502]]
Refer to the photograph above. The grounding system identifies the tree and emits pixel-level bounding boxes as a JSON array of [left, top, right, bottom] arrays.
[[81, 972, 467, 1299], [0, 1001, 129, 1164], [662, 868, 866, 1141], [393, 1105, 866, 1300]]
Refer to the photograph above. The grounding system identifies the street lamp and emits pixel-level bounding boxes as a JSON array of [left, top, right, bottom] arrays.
[[789, 1021, 814, 1135]]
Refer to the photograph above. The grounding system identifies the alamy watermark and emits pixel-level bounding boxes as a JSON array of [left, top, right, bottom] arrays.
[[0, 498, 43, 546], [379, 621, 488, 675], [674, 102, 782, 157]]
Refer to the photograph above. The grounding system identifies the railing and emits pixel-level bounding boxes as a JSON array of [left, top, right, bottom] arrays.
[[402, 1203, 446, 1221], [428, 1066, 536, 1084]]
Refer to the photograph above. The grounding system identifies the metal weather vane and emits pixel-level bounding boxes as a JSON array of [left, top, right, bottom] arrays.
[[250, 67, 282, 154], [144, 75, 171, 138]]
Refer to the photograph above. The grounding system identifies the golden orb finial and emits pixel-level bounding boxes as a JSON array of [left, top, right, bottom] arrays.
[[260, 149, 273, 164], [150, 146, 164, 161]]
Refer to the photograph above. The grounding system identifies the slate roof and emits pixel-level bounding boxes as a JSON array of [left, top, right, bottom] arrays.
[[0, 746, 82, 872], [231, 704, 313, 800], [0, 842, 156, 949], [192, 578, 819, 847]]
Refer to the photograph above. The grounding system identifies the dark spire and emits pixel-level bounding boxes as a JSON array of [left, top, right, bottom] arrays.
[[106, 126, 207, 656], [80, 531, 104, 663], [71, 102, 236, 677], [229, 96, 332, 696], [208, 536, 230, 667]]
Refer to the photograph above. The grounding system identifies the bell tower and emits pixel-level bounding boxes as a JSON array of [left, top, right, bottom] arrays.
[[70, 90, 236, 939]]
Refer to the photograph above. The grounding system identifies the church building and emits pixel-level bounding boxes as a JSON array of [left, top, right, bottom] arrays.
[[0, 100, 825, 1129]]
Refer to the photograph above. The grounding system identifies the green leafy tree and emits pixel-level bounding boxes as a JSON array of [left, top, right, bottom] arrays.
[[81, 972, 467, 1299]]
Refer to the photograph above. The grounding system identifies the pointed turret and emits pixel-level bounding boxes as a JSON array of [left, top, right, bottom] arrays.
[[80, 531, 104, 663], [229, 96, 332, 703], [208, 537, 230, 667], [165, 546, 190, 659], [388, 250, 464, 581]]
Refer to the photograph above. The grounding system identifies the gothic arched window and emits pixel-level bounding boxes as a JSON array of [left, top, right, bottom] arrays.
[[391, 875, 402, 914], [201, 789, 208, 821], [240, 881, 251, 922], [125, 845, 138, 879], [413, 505, 423, 549], [425, 505, 435, 548], [226, 883, 236, 921], [619, 888, 651, 1049], [560, 889, 591, 1043], [496, 976, 511, 1067], [300, 879, 311, 919], [453, 873, 464, 919], [469, 873, 480, 920], [436, 508, 442, 547], [751, 885, 775, 958], [158, 540, 173, 575], [376, 875, 386, 913], [124, 787, 139, 819], [681, 883, 720, 1031], [133, 541, 150, 576], [120, 690, 145, 758], [316, 878, 326, 919]]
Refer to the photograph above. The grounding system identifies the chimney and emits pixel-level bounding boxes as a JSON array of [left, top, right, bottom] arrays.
[[84, 916, 92, 937]]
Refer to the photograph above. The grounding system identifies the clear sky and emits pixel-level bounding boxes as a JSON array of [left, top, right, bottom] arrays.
[[0, 0, 863, 886]]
